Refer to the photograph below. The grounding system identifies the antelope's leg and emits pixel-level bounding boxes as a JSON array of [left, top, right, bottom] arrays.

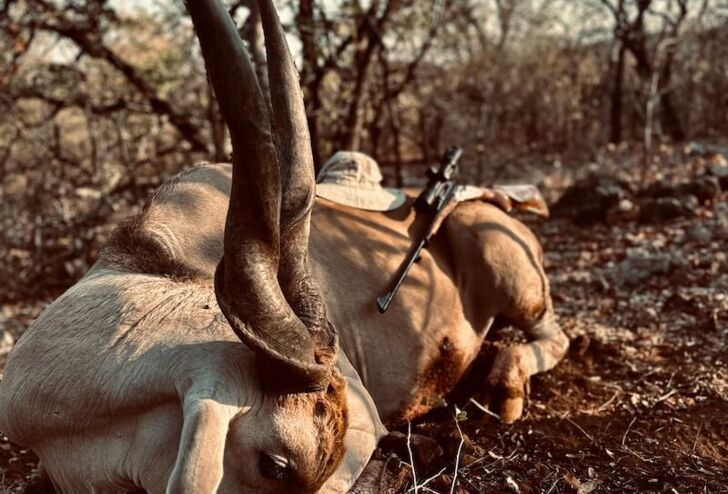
[[486, 301, 569, 424], [166, 399, 234, 494]]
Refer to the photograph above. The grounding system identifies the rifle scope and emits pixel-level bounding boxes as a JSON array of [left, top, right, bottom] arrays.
[[415, 146, 462, 213]]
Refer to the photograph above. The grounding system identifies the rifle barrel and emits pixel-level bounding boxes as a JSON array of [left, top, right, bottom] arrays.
[[376, 237, 427, 313]]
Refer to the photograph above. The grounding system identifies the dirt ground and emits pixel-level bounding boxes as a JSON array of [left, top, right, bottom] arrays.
[[403, 210, 728, 494], [1, 149, 727, 493]]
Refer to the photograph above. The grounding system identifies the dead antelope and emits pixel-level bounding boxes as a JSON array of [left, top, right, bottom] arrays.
[[0, 0, 568, 492]]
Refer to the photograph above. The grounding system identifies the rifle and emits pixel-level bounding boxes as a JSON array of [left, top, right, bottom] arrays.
[[377, 146, 463, 313]]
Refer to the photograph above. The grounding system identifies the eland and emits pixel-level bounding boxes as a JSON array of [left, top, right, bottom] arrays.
[[0, 0, 568, 492]]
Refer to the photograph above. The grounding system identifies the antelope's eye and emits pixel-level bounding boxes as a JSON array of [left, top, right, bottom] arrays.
[[259, 452, 291, 481]]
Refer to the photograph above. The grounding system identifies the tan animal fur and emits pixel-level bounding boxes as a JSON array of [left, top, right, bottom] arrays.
[[0, 163, 567, 492], [0, 0, 568, 491]]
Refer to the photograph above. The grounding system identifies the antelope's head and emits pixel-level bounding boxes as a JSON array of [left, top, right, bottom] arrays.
[[186, 0, 347, 491]]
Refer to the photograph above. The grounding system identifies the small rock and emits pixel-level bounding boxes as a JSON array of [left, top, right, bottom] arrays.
[[638, 175, 721, 205], [714, 211, 728, 240], [618, 198, 635, 212], [552, 175, 632, 225], [680, 175, 722, 204], [662, 293, 702, 315], [578, 480, 602, 494], [606, 198, 638, 223], [687, 224, 713, 243], [75, 187, 103, 200], [685, 141, 707, 156], [708, 158, 728, 189], [638, 196, 696, 223], [708, 156, 728, 174]]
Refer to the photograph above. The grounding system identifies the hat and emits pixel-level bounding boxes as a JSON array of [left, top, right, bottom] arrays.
[[316, 151, 406, 212]]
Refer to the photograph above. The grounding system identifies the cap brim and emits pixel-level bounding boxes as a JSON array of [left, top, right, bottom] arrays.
[[316, 184, 406, 212]]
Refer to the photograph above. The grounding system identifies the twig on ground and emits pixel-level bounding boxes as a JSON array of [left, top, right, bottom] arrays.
[[692, 422, 703, 454], [596, 390, 620, 412], [545, 477, 560, 494], [655, 389, 677, 403], [459, 454, 486, 471], [622, 417, 637, 447], [564, 415, 595, 442], [621, 445, 656, 463], [406, 468, 447, 494], [469, 397, 501, 421], [450, 407, 465, 494], [666, 371, 676, 388], [407, 421, 419, 493], [379, 453, 395, 493]]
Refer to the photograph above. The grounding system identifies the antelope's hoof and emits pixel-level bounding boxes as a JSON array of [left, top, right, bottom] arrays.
[[484, 347, 530, 424]]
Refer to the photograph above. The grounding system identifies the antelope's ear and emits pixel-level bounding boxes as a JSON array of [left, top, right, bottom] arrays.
[[166, 399, 235, 494], [318, 354, 387, 493]]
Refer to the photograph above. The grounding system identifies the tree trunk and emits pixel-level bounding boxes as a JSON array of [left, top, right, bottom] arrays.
[[608, 41, 625, 144], [342, 38, 380, 150], [207, 82, 228, 162], [241, 0, 270, 110], [659, 94, 685, 141], [341, 0, 399, 151], [297, 0, 324, 170], [658, 54, 685, 141]]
